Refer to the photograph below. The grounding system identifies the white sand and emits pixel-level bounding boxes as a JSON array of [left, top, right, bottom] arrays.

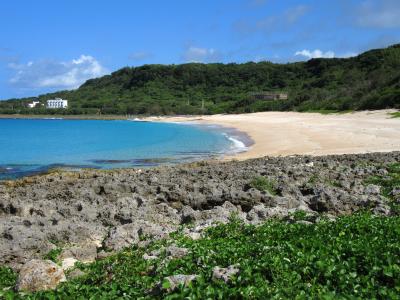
[[144, 110, 400, 160]]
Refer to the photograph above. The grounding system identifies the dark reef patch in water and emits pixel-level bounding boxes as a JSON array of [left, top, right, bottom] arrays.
[[1, 156, 211, 180], [90, 159, 133, 164], [89, 154, 220, 168], [0, 164, 100, 180]]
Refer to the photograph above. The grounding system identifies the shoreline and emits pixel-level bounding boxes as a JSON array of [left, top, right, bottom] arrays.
[[143, 109, 400, 160], [183, 122, 255, 155], [1, 109, 399, 162]]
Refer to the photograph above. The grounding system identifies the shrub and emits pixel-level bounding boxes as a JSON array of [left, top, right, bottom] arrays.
[[250, 176, 277, 195]]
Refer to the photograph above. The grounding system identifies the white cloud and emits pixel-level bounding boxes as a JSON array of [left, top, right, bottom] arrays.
[[294, 49, 360, 60], [182, 46, 221, 63], [295, 49, 335, 59], [357, 0, 400, 28], [8, 55, 108, 90]]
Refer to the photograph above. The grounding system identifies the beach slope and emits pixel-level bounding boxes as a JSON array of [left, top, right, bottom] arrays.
[[145, 110, 400, 159]]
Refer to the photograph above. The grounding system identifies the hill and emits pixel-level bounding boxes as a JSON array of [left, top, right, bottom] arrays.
[[1, 44, 399, 115]]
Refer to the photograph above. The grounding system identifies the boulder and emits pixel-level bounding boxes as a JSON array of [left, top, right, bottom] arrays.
[[16, 259, 66, 292], [364, 184, 381, 195], [296, 220, 313, 225], [391, 188, 400, 197], [60, 243, 98, 264], [185, 231, 202, 240], [61, 257, 78, 270], [165, 245, 189, 259], [104, 222, 171, 251], [143, 253, 158, 260], [390, 188, 400, 202], [309, 186, 339, 213], [212, 265, 240, 283], [180, 206, 201, 224], [104, 224, 140, 251], [162, 274, 198, 292], [373, 203, 391, 215], [246, 204, 289, 223], [271, 196, 305, 209]]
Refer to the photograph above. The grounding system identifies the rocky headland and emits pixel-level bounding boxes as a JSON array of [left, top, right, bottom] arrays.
[[1, 151, 399, 275]]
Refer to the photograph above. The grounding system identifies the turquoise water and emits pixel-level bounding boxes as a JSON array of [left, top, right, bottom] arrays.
[[0, 119, 243, 179]]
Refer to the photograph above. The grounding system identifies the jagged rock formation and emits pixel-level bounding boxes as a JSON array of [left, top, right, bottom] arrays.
[[1, 152, 399, 270]]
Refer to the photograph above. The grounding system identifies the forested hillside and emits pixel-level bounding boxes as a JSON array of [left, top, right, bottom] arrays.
[[1, 44, 399, 115]]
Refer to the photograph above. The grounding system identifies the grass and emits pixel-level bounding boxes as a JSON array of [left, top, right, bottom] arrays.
[[250, 176, 277, 195], [1, 213, 400, 299], [390, 111, 400, 118], [301, 109, 354, 115], [43, 248, 63, 265]]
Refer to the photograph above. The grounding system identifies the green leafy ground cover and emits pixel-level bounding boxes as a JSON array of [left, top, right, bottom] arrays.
[[1, 163, 400, 299], [391, 112, 400, 118], [1, 213, 399, 299]]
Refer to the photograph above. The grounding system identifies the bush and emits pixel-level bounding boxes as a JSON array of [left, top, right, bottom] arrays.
[[250, 176, 277, 195]]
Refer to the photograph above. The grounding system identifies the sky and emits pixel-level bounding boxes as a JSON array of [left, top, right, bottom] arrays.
[[1, 0, 400, 99]]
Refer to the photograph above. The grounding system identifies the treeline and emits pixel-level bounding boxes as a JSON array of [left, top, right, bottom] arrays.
[[1, 44, 399, 115]]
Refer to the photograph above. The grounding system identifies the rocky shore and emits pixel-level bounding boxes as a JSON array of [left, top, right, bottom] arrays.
[[1, 152, 399, 273]]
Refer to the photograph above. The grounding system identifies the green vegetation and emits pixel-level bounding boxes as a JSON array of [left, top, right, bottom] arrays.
[[250, 176, 277, 195], [43, 248, 63, 265], [1, 44, 399, 115], [1, 213, 399, 299], [390, 112, 400, 118], [0, 266, 17, 290], [303, 109, 354, 114]]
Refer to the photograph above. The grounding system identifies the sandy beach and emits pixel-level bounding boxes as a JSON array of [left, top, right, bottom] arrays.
[[144, 110, 400, 160]]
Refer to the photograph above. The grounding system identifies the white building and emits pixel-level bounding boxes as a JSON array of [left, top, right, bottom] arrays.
[[28, 101, 40, 108], [47, 98, 68, 109]]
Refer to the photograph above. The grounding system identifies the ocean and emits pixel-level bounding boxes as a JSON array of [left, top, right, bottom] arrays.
[[0, 118, 246, 179]]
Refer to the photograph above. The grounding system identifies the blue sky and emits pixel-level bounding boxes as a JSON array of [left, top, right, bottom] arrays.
[[1, 0, 400, 99]]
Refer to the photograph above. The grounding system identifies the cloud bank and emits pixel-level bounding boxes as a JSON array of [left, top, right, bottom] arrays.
[[8, 55, 108, 90], [182, 46, 221, 63], [295, 49, 335, 59]]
